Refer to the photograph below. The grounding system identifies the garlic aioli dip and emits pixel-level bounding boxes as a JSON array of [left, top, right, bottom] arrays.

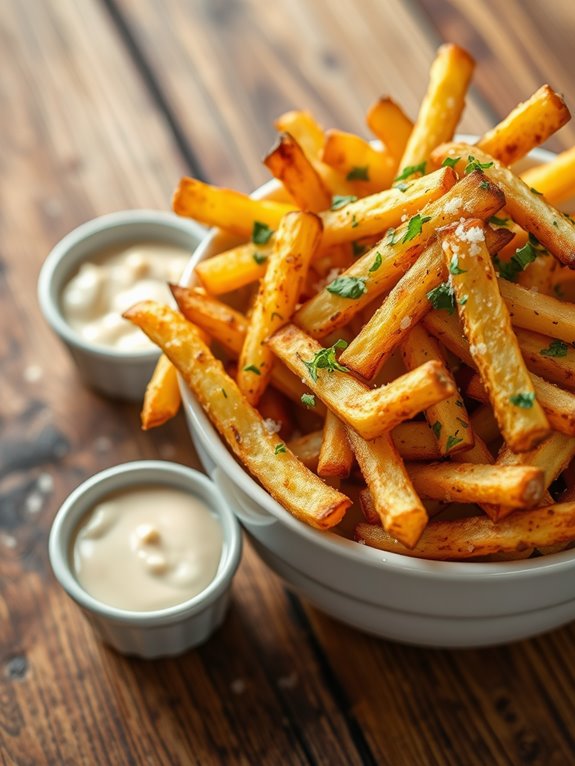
[[72, 486, 223, 612], [60, 242, 190, 351]]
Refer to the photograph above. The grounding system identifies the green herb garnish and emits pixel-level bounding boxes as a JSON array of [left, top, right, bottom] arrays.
[[326, 276, 367, 299], [426, 281, 455, 314], [386, 227, 398, 245], [243, 364, 261, 375], [347, 166, 370, 181], [369, 252, 383, 272], [352, 241, 367, 258], [303, 339, 349, 382], [494, 241, 539, 281], [252, 222, 274, 244], [464, 155, 494, 174], [449, 254, 466, 275], [442, 156, 461, 169], [331, 194, 358, 210], [402, 214, 432, 243], [489, 215, 509, 227], [301, 393, 316, 408], [540, 340, 568, 358], [530, 187, 543, 196], [509, 392, 535, 408], [274, 443, 287, 455], [446, 434, 464, 450], [431, 421, 442, 438], [395, 162, 426, 182], [252, 251, 268, 265]]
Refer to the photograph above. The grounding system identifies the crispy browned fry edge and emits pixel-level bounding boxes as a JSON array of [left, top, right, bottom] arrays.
[[355, 501, 575, 560], [346, 427, 428, 548], [407, 462, 544, 508], [521, 145, 575, 206], [264, 133, 332, 212], [140, 354, 181, 430], [317, 411, 354, 478], [287, 430, 323, 471], [195, 243, 269, 295], [124, 301, 351, 529]]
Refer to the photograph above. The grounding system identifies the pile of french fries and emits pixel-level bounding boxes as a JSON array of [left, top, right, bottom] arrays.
[[125, 43, 575, 561]]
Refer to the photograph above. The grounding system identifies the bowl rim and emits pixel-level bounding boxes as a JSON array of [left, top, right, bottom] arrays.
[[38, 209, 206, 362], [179, 139, 575, 579], [48, 460, 242, 625]]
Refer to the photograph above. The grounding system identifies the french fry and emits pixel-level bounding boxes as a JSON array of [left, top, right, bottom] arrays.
[[366, 97, 413, 172], [287, 430, 323, 471], [346, 427, 428, 548], [521, 145, 575, 205], [517, 251, 559, 295], [391, 422, 441, 461], [140, 354, 182, 430], [400, 324, 473, 455], [340, 226, 513, 378], [514, 328, 575, 390], [264, 133, 333, 212], [259, 386, 294, 441], [295, 170, 504, 338], [451, 433, 495, 466], [173, 178, 295, 236], [124, 302, 351, 529], [355, 501, 575, 560], [407, 462, 545, 508], [431, 143, 575, 267], [238, 211, 322, 404], [317, 411, 354, 478], [499, 279, 575, 344], [441, 219, 550, 452], [170, 285, 324, 411], [321, 129, 395, 194], [268, 324, 456, 440], [397, 43, 475, 172], [195, 242, 269, 295], [469, 404, 500, 445], [358, 487, 381, 525], [466, 372, 575, 437], [476, 85, 570, 166]]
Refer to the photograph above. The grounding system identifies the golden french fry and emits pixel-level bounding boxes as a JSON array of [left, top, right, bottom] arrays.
[[514, 328, 575, 390], [124, 302, 351, 529], [238, 211, 322, 404], [346, 427, 428, 548], [521, 145, 575, 205], [366, 97, 413, 172], [499, 279, 575, 344], [358, 487, 381, 525], [476, 85, 570, 166], [317, 411, 354, 478], [173, 178, 296, 236], [259, 386, 294, 441], [398, 43, 475, 172], [401, 324, 473, 455], [431, 143, 575, 267], [286, 430, 323, 471], [140, 354, 182, 430], [516, 252, 559, 295], [441, 219, 550, 452], [340, 226, 513, 379], [407, 462, 545, 508], [295, 170, 503, 338], [195, 242, 269, 295], [355, 501, 575, 560], [264, 133, 333, 212], [321, 129, 395, 194], [391, 422, 441, 461], [268, 324, 456, 440], [451, 433, 495, 467]]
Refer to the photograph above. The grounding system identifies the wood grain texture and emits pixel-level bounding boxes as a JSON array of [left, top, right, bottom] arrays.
[[1, 0, 575, 764]]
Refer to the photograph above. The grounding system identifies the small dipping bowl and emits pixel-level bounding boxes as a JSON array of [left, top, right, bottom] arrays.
[[38, 210, 205, 401], [49, 461, 242, 658]]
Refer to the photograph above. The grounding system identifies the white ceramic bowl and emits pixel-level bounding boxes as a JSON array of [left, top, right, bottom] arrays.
[[180, 142, 575, 648], [49, 461, 242, 658], [38, 210, 205, 401]]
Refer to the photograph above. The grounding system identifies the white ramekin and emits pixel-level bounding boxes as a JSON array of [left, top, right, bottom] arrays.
[[49, 461, 242, 658], [38, 210, 205, 401], [179, 141, 575, 648]]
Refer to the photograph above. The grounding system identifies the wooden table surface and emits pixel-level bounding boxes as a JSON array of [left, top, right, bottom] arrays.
[[2, 1, 575, 764]]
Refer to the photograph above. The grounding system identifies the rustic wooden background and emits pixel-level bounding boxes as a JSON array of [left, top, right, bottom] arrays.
[[1, 1, 574, 764]]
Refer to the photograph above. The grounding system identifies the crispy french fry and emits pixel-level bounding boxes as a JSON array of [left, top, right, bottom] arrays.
[[238, 211, 322, 404], [391, 422, 441, 461], [264, 133, 333, 212], [340, 226, 513, 378], [407, 462, 544, 508], [317, 411, 354, 478], [321, 129, 395, 194], [476, 85, 570, 166], [431, 143, 575, 267], [286, 430, 323, 471], [195, 243, 269, 295], [441, 219, 550, 452], [451, 433, 495, 466], [358, 487, 381, 525], [259, 386, 294, 441], [398, 43, 475, 172], [366, 97, 413, 172], [400, 324, 473, 455], [355, 501, 575, 560], [170, 285, 324, 412], [124, 302, 351, 529], [140, 354, 182, 430], [516, 251, 559, 295], [514, 328, 575, 390], [268, 324, 456, 440], [466, 372, 575, 437], [295, 170, 503, 338], [521, 145, 575, 205], [346, 427, 428, 548], [499, 279, 575, 344]]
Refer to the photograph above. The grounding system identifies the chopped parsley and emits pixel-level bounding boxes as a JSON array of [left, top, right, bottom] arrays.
[[459, 294, 468, 306], [431, 421, 442, 438], [449, 254, 466, 275], [464, 155, 494, 174], [352, 241, 368, 258], [441, 156, 461, 169], [540, 340, 568, 358], [394, 162, 426, 182], [480, 180, 490, 190], [530, 187, 543, 196], [494, 240, 539, 281], [395, 182, 410, 192], [426, 281, 455, 314], [243, 364, 261, 375], [456, 417, 469, 429], [369, 251, 383, 272], [509, 392, 535, 408], [326, 275, 368, 299], [303, 339, 349, 382], [446, 434, 464, 451], [221, 388, 228, 398], [351, 214, 359, 228], [331, 194, 358, 210], [252, 251, 268, 265], [274, 443, 287, 455], [401, 214, 432, 243], [347, 165, 370, 181], [301, 393, 316, 408], [489, 215, 509, 227], [252, 221, 274, 244]]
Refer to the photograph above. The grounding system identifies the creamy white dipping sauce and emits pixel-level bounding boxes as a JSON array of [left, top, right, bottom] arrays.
[[61, 242, 190, 351], [72, 486, 223, 612]]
